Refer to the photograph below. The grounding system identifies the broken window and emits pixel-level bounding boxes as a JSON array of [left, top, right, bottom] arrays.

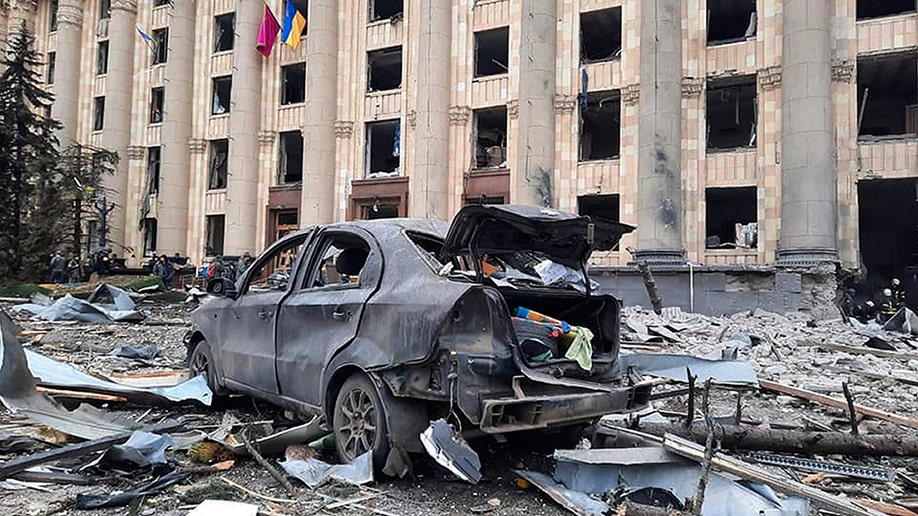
[[707, 0, 756, 45], [474, 107, 508, 169], [858, 178, 918, 282], [152, 28, 169, 64], [857, 0, 915, 19], [47, 52, 55, 84], [365, 119, 401, 177], [214, 13, 235, 52], [278, 131, 304, 184], [362, 202, 399, 219], [141, 218, 157, 255], [99, 0, 111, 20], [212, 76, 232, 115], [706, 76, 757, 151], [370, 0, 403, 21], [281, 63, 306, 105], [475, 27, 509, 77], [154, 0, 170, 6], [205, 215, 225, 257], [208, 139, 229, 190], [367, 47, 403, 92], [149, 87, 164, 124], [49, 0, 58, 31], [579, 91, 621, 161], [96, 41, 109, 75], [580, 8, 622, 64], [705, 186, 757, 249], [857, 53, 918, 138], [577, 194, 620, 223], [93, 96, 105, 131], [464, 195, 506, 206], [147, 146, 161, 194]]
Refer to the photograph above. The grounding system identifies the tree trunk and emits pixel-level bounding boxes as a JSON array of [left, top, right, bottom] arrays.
[[601, 422, 918, 457]]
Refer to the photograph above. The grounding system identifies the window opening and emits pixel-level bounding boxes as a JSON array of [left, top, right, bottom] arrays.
[[580, 91, 621, 161], [150, 87, 164, 124], [278, 131, 304, 184], [147, 147, 161, 195], [93, 97, 105, 131], [707, 0, 756, 45], [857, 0, 915, 19], [205, 215, 225, 257], [152, 28, 169, 64], [705, 186, 757, 249], [577, 194, 620, 222], [365, 120, 401, 177], [141, 218, 157, 255], [208, 139, 229, 190], [475, 27, 509, 77], [474, 107, 508, 169], [214, 13, 235, 52], [580, 8, 622, 64], [281, 63, 306, 104], [857, 53, 918, 138], [706, 76, 757, 151], [370, 0, 403, 21], [99, 0, 111, 19], [96, 40, 109, 75], [367, 47, 403, 92], [47, 52, 55, 84], [304, 235, 370, 289], [212, 76, 232, 115]]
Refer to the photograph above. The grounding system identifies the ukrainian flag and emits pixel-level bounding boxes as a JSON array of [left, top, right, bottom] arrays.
[[281, 0, 306, 51]]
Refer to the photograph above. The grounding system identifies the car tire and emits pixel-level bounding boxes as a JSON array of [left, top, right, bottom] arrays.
[[188, 340, 226, 396], [333, 374, 390, 469]]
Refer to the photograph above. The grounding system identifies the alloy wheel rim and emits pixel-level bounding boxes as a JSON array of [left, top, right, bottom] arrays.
[[338, 387, 377, 460]]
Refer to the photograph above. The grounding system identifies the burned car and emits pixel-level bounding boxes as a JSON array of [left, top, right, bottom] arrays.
[[186, 205, 652, 470]]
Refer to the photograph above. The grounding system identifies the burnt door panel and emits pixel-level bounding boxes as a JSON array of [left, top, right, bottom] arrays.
[[218, 291, 283, 394], [275, 285, 370, 405]]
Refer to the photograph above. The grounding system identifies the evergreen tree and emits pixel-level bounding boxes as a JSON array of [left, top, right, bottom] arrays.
[[0, 24, 61, 281]]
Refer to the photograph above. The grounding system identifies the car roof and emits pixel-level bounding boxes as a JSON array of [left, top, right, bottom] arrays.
[[275, 218, 449, 246]]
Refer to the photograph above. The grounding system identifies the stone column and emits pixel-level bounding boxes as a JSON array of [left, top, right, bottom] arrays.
[[300, 0, 338, 226], [513, 0, 556, 207], [777, 0, 836, 265], [408, 0, 451, 219], [225, 0, 264, 254], [51, 0, 82, 145], [102, 0, 136, 249], [157, 1, 195, 256], [634, 0, 684, 264]]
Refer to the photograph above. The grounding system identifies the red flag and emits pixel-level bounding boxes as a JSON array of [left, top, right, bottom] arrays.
[[256, 5, 281, 57]]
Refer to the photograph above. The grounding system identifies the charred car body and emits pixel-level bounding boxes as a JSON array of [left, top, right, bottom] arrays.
[[186, 205, 652, 470]]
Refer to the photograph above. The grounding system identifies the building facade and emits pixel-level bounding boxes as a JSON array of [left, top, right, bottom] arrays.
[[2, 0, 917, 276]]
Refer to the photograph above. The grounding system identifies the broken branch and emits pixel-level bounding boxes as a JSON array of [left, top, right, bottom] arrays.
[[239, 430, 296, 496], [843, 382, 859, 436]]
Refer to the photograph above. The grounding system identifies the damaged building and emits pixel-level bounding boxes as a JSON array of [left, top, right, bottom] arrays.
[[3, 0, 918, 312]]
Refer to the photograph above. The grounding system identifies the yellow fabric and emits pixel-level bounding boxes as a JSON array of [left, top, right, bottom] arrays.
[[283, 11, 306, 50]]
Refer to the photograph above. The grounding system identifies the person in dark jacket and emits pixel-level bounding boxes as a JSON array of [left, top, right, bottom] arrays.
[[890, 278, 907, 309], [49, 252, 66, 283]]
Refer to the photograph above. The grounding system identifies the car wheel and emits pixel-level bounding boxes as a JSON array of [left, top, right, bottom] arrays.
[[333, 374, 390, 467], [188, 340, 226, 396]]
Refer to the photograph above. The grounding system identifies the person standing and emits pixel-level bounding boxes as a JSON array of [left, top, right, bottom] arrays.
[[238, 252, 254, 276], [890, 278, 907, 309], [49, 252, 66, 283]]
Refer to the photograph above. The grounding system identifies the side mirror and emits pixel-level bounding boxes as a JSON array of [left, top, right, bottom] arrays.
[[206, 277, 238, 299]]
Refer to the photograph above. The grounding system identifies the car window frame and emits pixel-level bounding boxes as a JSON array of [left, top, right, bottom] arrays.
[[237, 229, 314, 296], [293, 228, 380, 293]]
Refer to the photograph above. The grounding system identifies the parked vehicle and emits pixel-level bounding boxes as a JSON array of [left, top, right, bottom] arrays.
[[186, 205, 652, 470]]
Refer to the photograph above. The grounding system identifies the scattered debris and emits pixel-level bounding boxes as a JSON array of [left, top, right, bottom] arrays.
[[514, 469, 609, 516], [187, 500, 259, 516], [74, 471, 187, 509], [618, 353, 758, 387], [420, 419, 482, 484], [744, 452, 896, 482], [280, 451, 373, 489], [109, 344, 161, 360], [11, 284, 146, 323]]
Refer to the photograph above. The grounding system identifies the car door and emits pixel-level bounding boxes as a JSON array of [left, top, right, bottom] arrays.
[[275, 228, 381, 406], [216, 231, 312, 395]]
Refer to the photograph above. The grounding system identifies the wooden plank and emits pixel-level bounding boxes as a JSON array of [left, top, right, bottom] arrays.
[[799, 341, 918, 361], [0, 419, 183, 480], [35, 387, 127, 403], [759, 380, 918, 430], [662, 433, 883, 516]]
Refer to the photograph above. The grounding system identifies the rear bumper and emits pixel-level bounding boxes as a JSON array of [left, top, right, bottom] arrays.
[[478, 382, 652, 433]]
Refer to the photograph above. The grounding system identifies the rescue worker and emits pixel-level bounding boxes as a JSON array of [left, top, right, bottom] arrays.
[[890, 278, 907, 309], [879, 288, 899, 323], [857, 299, 878, 324]]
